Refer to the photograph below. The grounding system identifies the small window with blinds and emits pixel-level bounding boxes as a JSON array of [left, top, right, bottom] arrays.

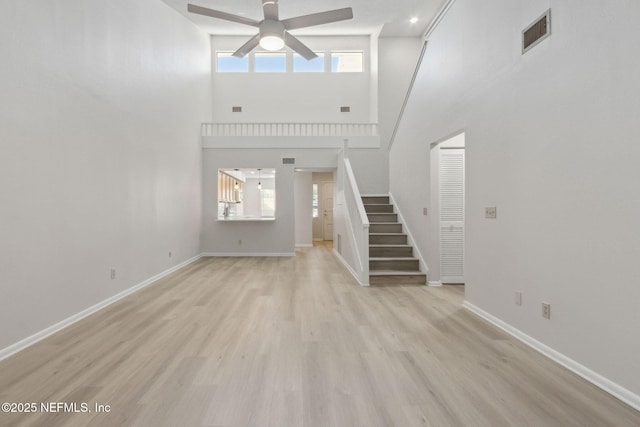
[[522, 9, 551, 54]]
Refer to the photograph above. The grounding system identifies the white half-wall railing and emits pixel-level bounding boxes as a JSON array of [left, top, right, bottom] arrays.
[[343, 157, 370, 285], [202, 123, 379, 138]]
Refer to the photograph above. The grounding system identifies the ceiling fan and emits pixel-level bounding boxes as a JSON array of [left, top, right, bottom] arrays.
[[187, 1, 354, 60]]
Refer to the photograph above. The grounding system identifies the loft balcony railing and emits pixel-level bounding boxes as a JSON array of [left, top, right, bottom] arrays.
[[201, 122, 378, 138]]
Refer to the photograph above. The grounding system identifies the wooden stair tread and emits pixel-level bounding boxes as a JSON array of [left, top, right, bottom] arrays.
[[364, 195, 427, 285]]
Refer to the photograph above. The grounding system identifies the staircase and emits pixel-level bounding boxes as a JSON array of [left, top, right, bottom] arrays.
[[363, 196, 427, 285]]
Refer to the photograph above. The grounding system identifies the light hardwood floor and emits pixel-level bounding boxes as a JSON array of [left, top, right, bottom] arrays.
[[1, 242, 639, 426]]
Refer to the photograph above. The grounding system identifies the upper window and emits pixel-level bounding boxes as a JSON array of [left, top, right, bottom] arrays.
[[216, 52, 249, 73], [331, 52, 363, 73], [255, 52, 286, 73], [214, 50, 365, 73], [293, 53, 325, 72]]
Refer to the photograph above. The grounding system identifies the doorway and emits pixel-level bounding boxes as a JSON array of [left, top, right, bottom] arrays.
[[312, 172, 335, 242], [322, 182, 334, 240]]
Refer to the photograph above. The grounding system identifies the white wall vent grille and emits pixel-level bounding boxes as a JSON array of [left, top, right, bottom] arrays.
[[522, 9, 551, 54]]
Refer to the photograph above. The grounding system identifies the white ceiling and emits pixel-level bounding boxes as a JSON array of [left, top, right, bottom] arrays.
[[162, 0, 447, 37]]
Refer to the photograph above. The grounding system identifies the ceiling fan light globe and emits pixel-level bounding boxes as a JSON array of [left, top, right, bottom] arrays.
[[259, 35, 285, 51]]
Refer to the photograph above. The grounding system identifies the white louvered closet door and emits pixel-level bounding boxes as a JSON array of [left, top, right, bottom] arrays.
[[439, 148, 465, 283]]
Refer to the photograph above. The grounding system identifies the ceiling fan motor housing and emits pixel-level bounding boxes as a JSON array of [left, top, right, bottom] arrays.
[[259, 20, 286, 51]]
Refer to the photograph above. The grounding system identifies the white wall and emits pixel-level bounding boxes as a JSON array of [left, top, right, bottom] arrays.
[[202, 148, 340, 255], [390, 0, 640, 399], [210, 36, 371, 123], [347, 37, 423, 194], [294, 172, 313, 247], [0, 0, 211, 352]]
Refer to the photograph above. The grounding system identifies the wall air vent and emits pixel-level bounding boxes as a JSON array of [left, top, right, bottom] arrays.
[[232, 106, 242, 113], [340, 106, 351, 113], [282, 158, 295, 165], [522, 9, 551, 54]]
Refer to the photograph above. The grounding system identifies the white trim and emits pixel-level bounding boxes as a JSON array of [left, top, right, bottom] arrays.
[[333, 249, 369, 287], [423, 0, 457, 41], [428, 280, 443, 287], [202, 252, 295, 257], [389, 192, 429, 275], [295, 244, 313, 248], [463, 301, 640, 412], [361, 194, 389, 197], [0, 254, 202, 363]]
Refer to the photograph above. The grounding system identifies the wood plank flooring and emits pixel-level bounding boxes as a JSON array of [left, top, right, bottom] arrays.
[[1, 242, 639, 426]]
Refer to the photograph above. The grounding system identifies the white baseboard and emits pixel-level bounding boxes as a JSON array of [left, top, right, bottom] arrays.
[[463, 301, 640, 412], [428, 280, 443, 287], [333, 249, 369, 287], [0, 254, 202, 363], [202, 252, 295, 257]]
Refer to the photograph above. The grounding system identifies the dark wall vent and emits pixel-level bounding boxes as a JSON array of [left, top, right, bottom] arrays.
[[522, 9, 551, 54], [282, 158, 295, 165], [232, 106, 242, 113], [340, 106, 351, 113]]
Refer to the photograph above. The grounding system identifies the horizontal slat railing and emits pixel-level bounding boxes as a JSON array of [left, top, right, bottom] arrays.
[[202, 123, 379, 138]]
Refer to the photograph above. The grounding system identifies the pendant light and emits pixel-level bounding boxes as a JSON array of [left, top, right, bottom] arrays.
[[234, 168, 239, 190], [257, 168, 262, 190]]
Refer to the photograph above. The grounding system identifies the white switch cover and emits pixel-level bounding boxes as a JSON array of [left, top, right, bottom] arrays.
[[485, 207, 497, 219]]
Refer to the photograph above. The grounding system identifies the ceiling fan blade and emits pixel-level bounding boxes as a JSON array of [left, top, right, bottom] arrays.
[[187, 4, 260, 27], [262, 0, 279, 21], [232, 34, 261, 58], [281, 7, 353, 31], [284, 33, 317, 60]]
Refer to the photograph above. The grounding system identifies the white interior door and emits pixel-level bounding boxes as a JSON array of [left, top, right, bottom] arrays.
[[439, 148, 465, 283], [322, 182, 334, 241]]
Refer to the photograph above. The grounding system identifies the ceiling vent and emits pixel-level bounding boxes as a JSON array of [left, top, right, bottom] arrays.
[[522, 9, 551, 54], [232, 106, 242, 113], [340, 106, 351, 113], [282, 158, 295, 165]]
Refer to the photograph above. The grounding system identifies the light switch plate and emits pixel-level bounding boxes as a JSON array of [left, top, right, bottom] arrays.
[[485, 207, 497, 219], [423, 208, 428, 216]]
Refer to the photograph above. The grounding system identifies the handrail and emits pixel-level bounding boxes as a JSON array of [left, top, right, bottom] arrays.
[[202, 122, 379, 138], [387, 40, 428, 152], [344, 158, 370, 230], [342, 157, 370, 285], [388, 0, 457, 152]]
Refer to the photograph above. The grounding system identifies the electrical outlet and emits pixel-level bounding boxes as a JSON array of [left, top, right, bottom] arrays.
[[238, 239, 242, 245], [485, 207, 497, 219], [169, 251, 172, 258], [110, 269, 116, 280], [515, 291, 522, 306], [542, 303, 551, 319]]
